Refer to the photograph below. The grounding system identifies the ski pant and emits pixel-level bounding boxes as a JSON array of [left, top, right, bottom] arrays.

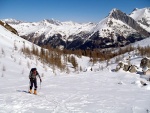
[[30, 78, 37, 90]]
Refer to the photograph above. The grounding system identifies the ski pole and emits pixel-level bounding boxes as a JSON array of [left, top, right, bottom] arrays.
[[40, 81, 41, 89], [28, 81, 30, 91]]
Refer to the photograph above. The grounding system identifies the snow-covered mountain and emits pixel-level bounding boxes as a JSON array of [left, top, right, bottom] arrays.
[[2, 18, 96, 49], [77, 8, 150, 49], [3, 18, 23, 24], [130, 7, 150, 32], [1, 23, 150, 113], [92, 8, 149, 37], [3, 19, 95, 40], [2, 7, 150, 49]]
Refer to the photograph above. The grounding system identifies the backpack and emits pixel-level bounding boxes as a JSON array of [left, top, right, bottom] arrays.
[[29, 68, 41, 80], [30, 68, 37, 73], [29, 68, 38, 79]]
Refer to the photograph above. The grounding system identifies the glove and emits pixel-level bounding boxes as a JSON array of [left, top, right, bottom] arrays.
[[40, 79, 42, 82]]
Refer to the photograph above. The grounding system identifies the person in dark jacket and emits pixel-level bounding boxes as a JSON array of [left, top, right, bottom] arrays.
[[29, 68, 42, 95]]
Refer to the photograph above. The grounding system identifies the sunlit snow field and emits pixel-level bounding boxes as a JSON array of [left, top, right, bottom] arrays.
[[0, 24, 150, 113]]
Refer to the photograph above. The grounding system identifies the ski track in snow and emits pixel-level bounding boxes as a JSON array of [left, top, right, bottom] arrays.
[[0, 71, 150, 113]]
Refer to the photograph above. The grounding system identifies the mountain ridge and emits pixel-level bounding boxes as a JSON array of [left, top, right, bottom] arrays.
[[0, 20, 18, 35], [2, 7, 150, 50], [130, 7, 150, 32]]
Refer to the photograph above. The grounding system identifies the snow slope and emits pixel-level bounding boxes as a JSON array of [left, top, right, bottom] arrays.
[[132, 37, 150, 47], [0, 25, 150, 113], [130, 8, 150, 32]]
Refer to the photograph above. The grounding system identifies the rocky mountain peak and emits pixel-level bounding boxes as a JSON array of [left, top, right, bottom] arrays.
[[108, 8, 127, 20], [109, 8, 120, 16], [40, 19, 62, 26], [107, 8, 150, 37], [132, 8, 139, 12]]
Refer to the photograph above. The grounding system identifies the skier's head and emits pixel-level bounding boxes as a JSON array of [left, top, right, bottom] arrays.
[[33, 70, 37, 74]]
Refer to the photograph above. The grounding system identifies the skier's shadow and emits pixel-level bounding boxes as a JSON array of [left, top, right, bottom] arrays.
[[16, 90, 29, 93], [136, 71, 144, 75]]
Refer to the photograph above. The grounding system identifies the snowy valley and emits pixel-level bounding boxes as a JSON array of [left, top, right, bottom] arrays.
[[1, 14, 150, 113]]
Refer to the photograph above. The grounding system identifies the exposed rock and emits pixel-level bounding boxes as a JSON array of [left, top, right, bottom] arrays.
[[129, 65, 137, 73], [140, 57, 150, 69], [143, 69, 150, 75], [115, 62, 127, 72], [116, 62, 124, 71], [0, 20, 18, 35], [140, 81, 147, 86], [115, 61, 137, 73], [123, 64, 130, 71]]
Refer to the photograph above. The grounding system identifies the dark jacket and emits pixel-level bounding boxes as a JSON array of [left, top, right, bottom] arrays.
[[29, 71, 41, 80]]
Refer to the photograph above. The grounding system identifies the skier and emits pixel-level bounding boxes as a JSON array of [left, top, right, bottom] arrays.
[[29, 68, 42, 95]]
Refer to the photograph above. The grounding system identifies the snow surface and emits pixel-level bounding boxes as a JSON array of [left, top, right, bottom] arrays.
[[130, 8, 150, 22], [0, 25, 150, 113], [132, 37, 150, 47], [130, 8, 150, 32]]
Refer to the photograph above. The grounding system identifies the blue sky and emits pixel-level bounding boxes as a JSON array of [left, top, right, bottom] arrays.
[[0, 0, 149, 23]]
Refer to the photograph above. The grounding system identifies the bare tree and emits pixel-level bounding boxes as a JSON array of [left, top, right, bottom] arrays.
[[80, 66, 82, 72], [19, 59, 22, 65], [14, 41, 18, 51], [1, 73, 4, 77], [27, 61, 31, 69], [43, 64, 47, 72], [70, 56, 78, 71], [1, 48, 5, 55], [11, 55, 14, 59], [14, 57, 16, 62], [36, 59, 38, 66], [2, 65, 6, 77], [1, 48, 5, 57], [106, 59, 110, 67], [22, 68, 24, 75], [66, 66, 70, 74], [3, 65, 6, 71]]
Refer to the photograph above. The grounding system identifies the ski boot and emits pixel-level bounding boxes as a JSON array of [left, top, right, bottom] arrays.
[[33, 90, 37, 95], [29, 89, 32, 94]]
